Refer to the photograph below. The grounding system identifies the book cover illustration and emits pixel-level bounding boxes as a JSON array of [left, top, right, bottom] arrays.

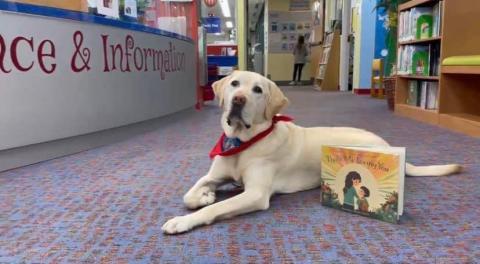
[[412, 7, 433, 40], [411, 46, 430, 76], [416, 14, 433, 39], [321, 146, 402, 224]]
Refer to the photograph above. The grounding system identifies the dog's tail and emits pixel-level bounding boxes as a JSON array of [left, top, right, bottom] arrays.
[[406, 163, 463, 177]]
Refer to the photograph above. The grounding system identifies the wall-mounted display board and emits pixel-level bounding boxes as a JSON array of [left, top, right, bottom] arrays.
[[268, 11, 312, 53]]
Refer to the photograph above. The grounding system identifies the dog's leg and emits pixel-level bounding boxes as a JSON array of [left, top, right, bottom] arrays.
[[183, 159, 231, 209], [163, 164, 273, 234], [163, 186, 270, 234], [183, 174, 225, 209]]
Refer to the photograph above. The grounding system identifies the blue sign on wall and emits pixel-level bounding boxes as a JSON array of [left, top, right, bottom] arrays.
[[203, 16, 221, 34]]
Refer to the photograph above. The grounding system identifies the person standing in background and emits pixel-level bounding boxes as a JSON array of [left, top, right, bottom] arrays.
[[290, 35, 309, 86]]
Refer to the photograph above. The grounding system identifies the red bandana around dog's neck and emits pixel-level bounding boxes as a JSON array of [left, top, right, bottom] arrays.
[[209, 115, 293, 159]]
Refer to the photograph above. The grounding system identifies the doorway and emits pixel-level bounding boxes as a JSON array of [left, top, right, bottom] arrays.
[[246, 0, 265, 75]]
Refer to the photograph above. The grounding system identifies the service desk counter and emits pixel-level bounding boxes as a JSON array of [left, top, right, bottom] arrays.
[[0, 1, 198, 155]]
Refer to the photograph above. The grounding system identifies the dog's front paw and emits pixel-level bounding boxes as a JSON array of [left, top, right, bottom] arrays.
[[184, 187, 216, 209], [162, 215, 196, 235], [199, 191, 215, 206]]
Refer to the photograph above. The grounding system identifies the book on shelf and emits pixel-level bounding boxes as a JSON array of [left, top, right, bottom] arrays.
[[420, 82, 428, 109], [317, 64, 326, 79], [414, 7, 433, 40], [323, 32, 334, 46], [407, 80, 420, 106], [320, 47, 331, 64], [407, 80, 439, 110], [411, 46, 430, 76], [429, 42, 441, 76], [399, 1, 443, 41], [426, 82, 439, 110], [432, 1, 443, 37], [321, 145, 406, 224]]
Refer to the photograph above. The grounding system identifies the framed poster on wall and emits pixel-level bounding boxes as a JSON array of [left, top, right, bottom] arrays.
[[96, 0, 119, 18], [268, 11, 312, 53], [124, 0, 138, 18]]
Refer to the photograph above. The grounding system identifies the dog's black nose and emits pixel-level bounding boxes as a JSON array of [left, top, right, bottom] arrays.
[[232, 95, 246, 106]]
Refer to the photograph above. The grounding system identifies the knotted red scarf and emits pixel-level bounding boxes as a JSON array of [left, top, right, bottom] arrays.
[[209, 115, 293, 159]]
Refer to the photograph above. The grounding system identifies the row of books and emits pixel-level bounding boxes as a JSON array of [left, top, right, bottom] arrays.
[[398, 1, 443, 41], [397, 43, 440, 76], [432, 1, 443, 38], [317, 32, 333, 80], [407, 81, 439, 110]]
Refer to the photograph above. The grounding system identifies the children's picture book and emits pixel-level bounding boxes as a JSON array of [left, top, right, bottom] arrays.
[[426, 82, 439, 110], [407, 80, 419, 106], [411, 46, 430, 76], [420, 81, 428, 109], [412, 7, 433, 40], [320, 145, 406, 224]]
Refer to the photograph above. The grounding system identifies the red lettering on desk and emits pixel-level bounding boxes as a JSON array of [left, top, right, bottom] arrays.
[[38, 40, 56, 74], [0, 34, 58, 74], [11, 36, 34, 72], [0, 35, 11, 73]]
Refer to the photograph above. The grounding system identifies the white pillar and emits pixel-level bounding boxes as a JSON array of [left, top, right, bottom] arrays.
[[339, 0, 352, 92]]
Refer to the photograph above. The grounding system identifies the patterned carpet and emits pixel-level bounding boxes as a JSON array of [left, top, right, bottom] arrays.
[[1, 86, 479, 263]]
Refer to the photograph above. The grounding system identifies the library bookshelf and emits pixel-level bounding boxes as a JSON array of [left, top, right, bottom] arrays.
[[314, 30, 340, 91], [395, 0, 480, 138]]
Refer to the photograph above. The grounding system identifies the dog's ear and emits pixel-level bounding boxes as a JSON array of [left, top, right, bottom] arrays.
[[265, 79, 289, 120], [212, 75, 231, 107]]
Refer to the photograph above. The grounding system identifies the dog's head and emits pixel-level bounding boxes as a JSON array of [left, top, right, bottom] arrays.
[[212, 71, 289, 134]]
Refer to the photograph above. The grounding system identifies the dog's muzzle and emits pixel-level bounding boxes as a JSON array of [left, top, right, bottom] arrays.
[[227, 95, 251, 129]]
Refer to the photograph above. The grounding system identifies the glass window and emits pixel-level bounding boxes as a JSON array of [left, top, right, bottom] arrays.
[[201, 0, 237, 44]]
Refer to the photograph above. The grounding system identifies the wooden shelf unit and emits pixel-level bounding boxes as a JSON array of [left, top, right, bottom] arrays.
[[394, 0, 480, 138], [314, 30, 340, 91], [395, 104, 439, 125], [442, 66, 480, 75], [399, 0, 436, 11]]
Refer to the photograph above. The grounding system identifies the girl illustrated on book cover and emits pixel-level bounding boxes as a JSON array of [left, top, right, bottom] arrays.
[[321, 146, 400, 223]]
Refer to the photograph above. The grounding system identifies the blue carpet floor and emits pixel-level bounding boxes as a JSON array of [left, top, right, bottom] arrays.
[[0, 86, 479, 263]]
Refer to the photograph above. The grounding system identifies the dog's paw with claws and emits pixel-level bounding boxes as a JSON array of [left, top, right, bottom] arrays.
[[162, 215, 195, 235], [183, 187, 216, 209]]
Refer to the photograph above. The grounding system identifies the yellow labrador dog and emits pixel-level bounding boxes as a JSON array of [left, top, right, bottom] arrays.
[[162, 71, 461, 234]]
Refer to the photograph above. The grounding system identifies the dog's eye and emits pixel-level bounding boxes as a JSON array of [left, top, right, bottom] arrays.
[[231, 80, 239, 87], [252, 86, 263, 94]]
